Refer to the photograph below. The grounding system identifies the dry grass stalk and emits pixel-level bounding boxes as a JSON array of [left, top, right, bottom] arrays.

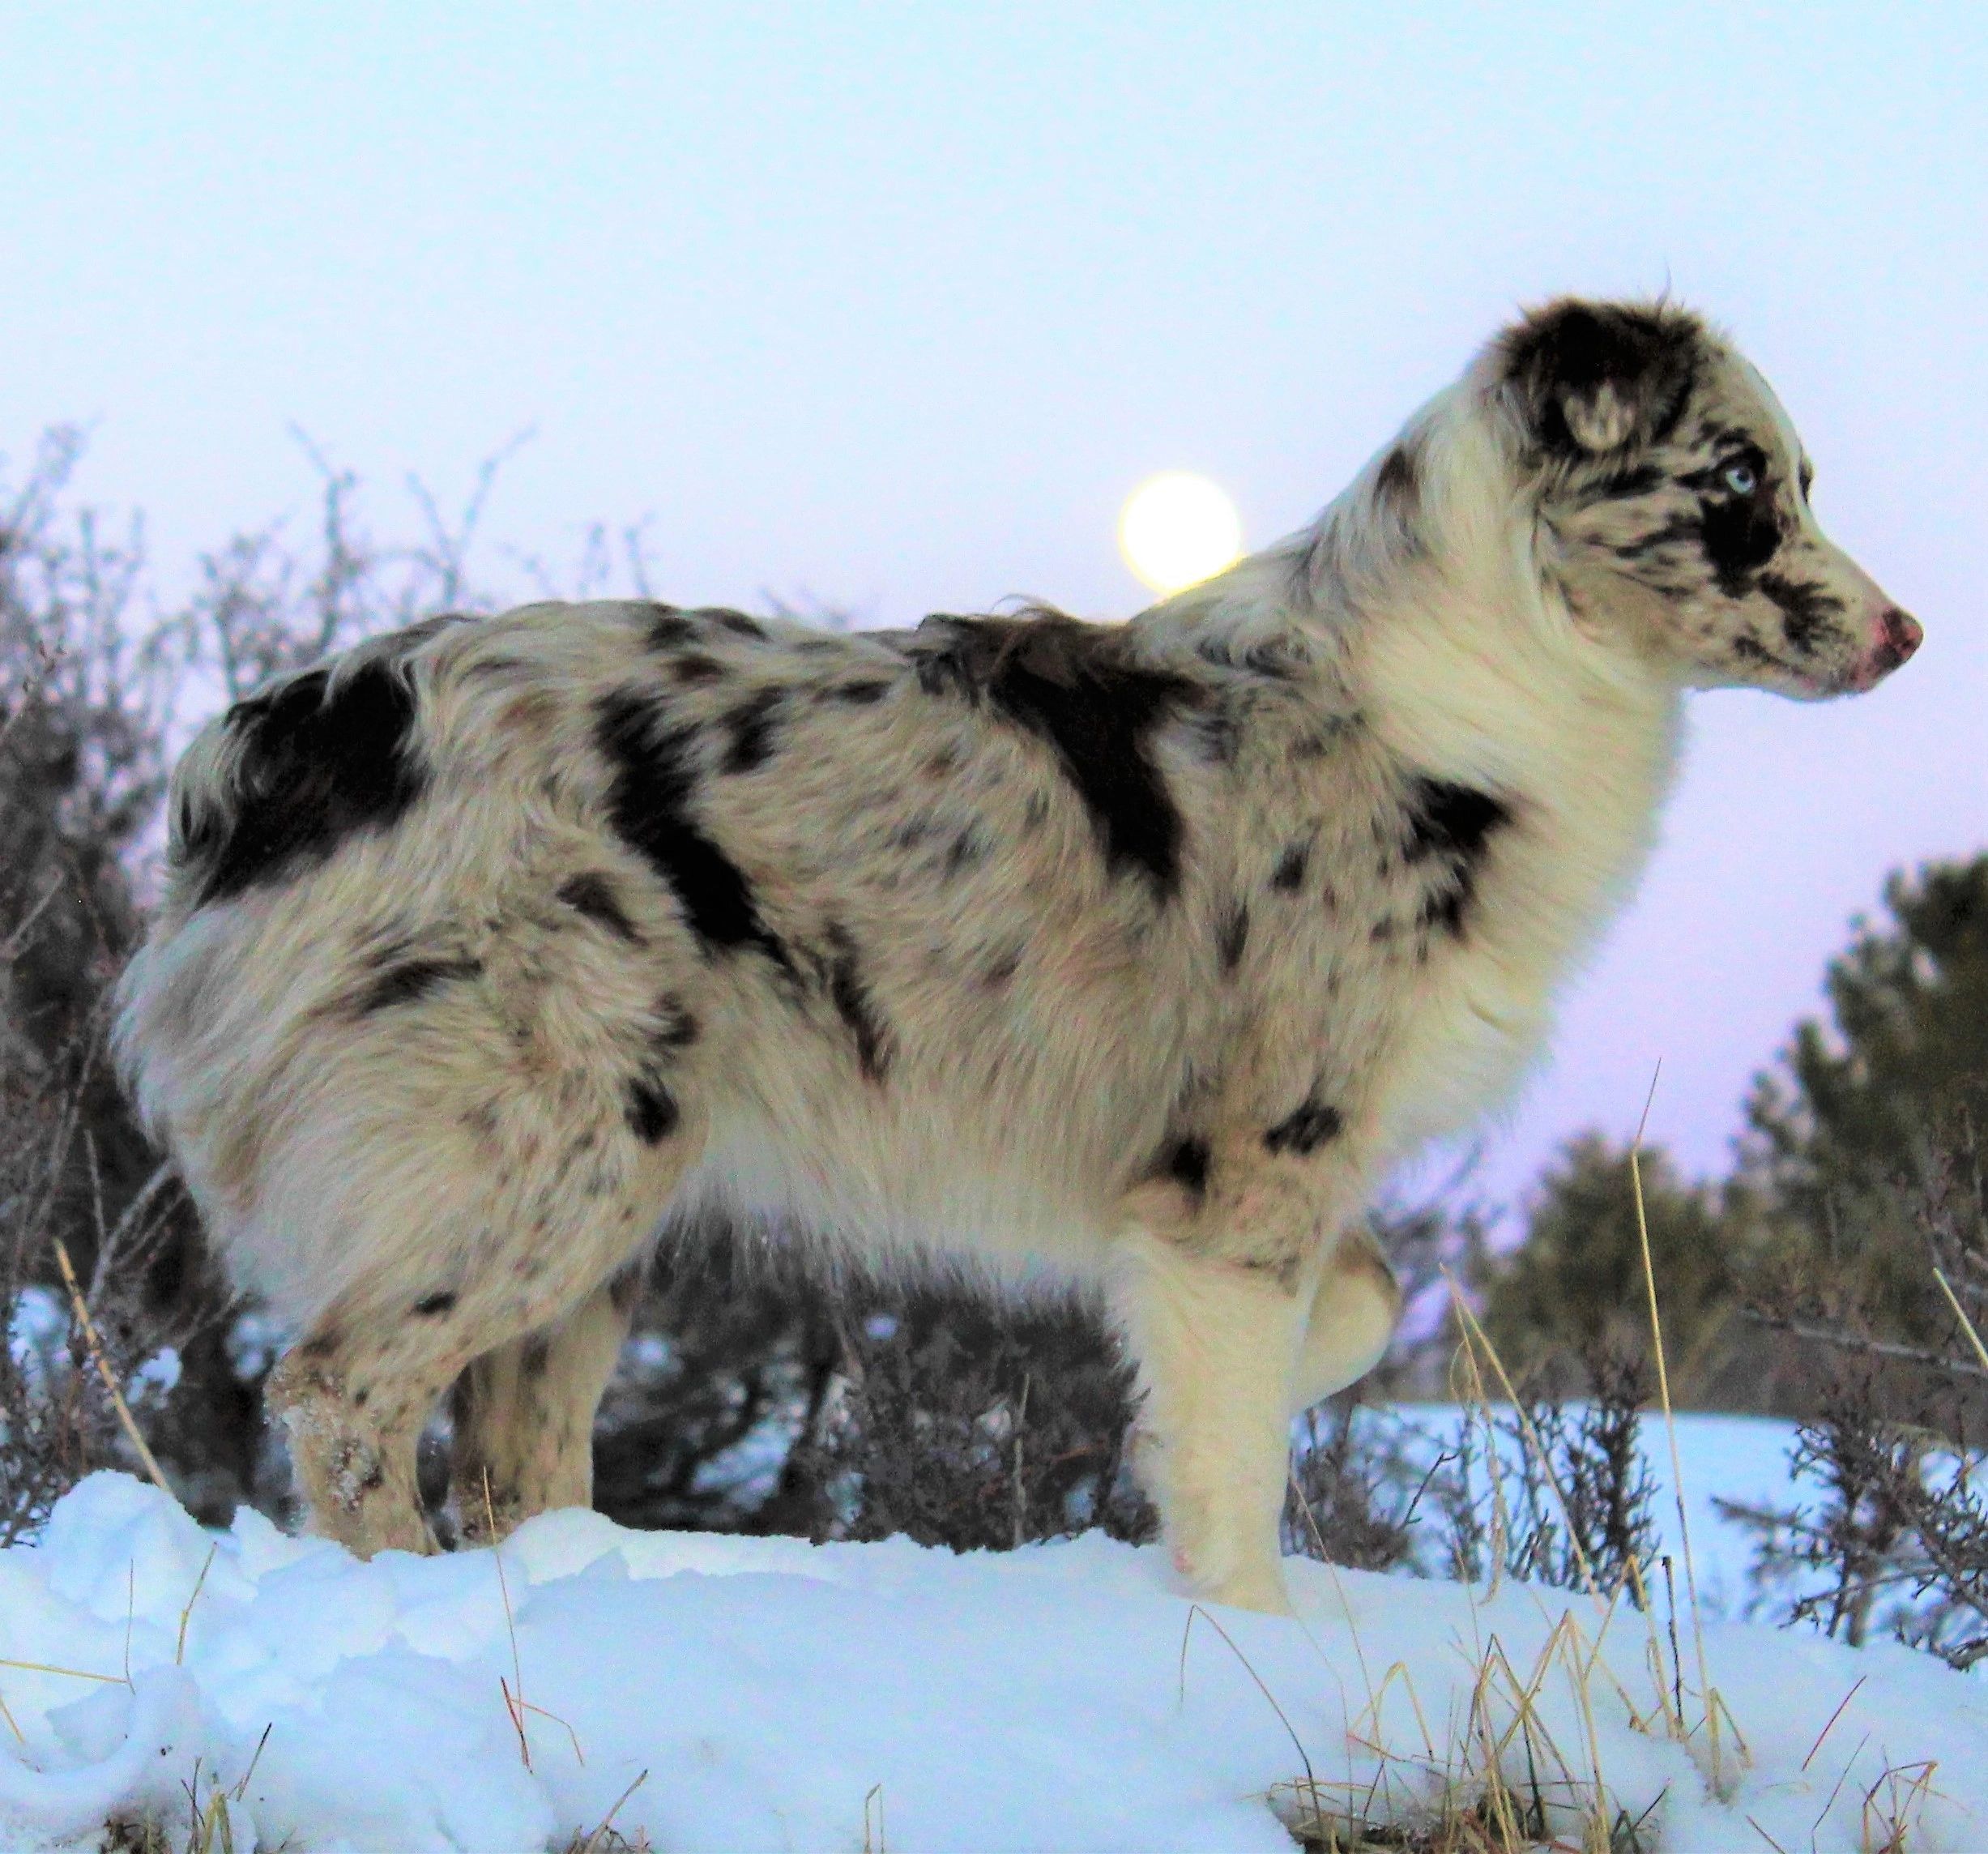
[[50, 1235, 169, 1493], [568, 1768, 651, 1854], [1628, 1072, 1729, 1796]]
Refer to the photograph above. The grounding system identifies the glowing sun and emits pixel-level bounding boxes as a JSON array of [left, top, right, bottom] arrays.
[[1117, 472, 1243, 594]]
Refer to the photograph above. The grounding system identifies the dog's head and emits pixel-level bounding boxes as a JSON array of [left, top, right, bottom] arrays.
[[1495, 298, 1920, 698]]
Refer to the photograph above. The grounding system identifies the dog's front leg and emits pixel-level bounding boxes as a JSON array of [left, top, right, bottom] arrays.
[[1109, 1152, 1363, 1614], [1107, 1228, 1309, 1613]]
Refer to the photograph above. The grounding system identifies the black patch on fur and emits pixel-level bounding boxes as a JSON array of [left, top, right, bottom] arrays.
[[1501, 300, 1700, 458], [413, 1292, 457, 1318], [671, 654, 725, 685], [827, 679, 891, 705], [594, 690, 792, 971], [519, 1335, 552, 1378], [608, 1266, 646, 1314], [1193, 632, 1308, 680], [1588, 462, 1665, 501], [625, 1074, 680, 1143], [711, 609, 768, 641], [557, 872, 643, 943], [651, 993, 700, 1049], [1730, 635, 1773, 665], [898, 611, 1200, 895], [719, 688, 785, 774], [1161, 1136, 1211, 1202], [1189, 703, 1242, 766], [1271, 843, 1308, 893], [943, 827, 988, 879], [1375, 442, 1423, 545], [982, 946, 1022, 988], [1218, 902, 1249, 972], [1756, 572, 1842, 656], [825, 928, 894, 1083], [190, 658, 428, 906], [1263, 1096, 1343, 1157], [356, 955, 482, 1015], [1609, 510, 1704, 562], [1401, 777, 1512, 940], [646, 609, 698, 648]]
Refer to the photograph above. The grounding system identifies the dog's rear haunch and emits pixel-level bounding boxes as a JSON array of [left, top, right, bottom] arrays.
[[116, 299, 1919, 1610]]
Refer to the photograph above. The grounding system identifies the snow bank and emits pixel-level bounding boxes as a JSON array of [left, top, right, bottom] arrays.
[[2, 1472, 1982, 1852]]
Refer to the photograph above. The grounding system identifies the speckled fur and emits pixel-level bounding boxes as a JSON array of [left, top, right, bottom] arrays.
[[114, 298, 1918, 1608]]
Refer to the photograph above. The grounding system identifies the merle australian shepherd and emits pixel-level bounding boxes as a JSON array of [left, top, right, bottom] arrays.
[[117, 299, 1920, 1610]]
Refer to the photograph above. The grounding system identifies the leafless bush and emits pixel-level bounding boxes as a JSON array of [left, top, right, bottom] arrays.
[[1433, 1348, 1660, 1600], [0, 1072, 186, 1544], [791, 1282, 1158, 1550], [1282, 1399, 1430, 1573], [1728, 1114, 1988, 1664]]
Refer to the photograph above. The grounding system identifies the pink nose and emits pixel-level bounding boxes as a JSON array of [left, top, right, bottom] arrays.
[[1876, 606, 1923, 669]]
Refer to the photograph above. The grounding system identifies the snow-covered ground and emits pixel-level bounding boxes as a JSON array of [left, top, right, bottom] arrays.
[[2, 1433, 1982, 1854]]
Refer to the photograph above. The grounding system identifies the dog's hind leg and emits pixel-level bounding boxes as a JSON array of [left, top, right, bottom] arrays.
[[449, 1267, 646, 1546], [259, 1003, 705, 1558]]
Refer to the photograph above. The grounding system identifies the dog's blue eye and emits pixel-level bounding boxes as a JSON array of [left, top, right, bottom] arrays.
[[1723, 462, 1758, 496]]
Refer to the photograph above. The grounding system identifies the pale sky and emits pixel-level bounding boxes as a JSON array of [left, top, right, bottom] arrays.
[[5, 3, 1983, 1217]]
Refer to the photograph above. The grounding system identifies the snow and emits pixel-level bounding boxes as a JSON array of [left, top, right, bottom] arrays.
[[3, 1463, 1985, 1852]]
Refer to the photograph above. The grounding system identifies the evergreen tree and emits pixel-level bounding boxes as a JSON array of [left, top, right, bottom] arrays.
[[1473, 1133, 1756, 1403], [1744, 856, 1988, 1337]]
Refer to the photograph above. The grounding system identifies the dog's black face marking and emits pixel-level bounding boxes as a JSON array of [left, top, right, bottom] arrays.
[[356, 955, 482, 1015], [1218, 902, 1250, 972], [1263, 1095, 1343, 1157], [557, 872, 644, 944], [1160, 1136, 1211, 1202], [594, 690, 792, 971], [412, 1291, 458, 1318], [1400, 777, 1512, 940], [1696, 484, 1785, 595], [625, 1073, 680, 1143], [1756, 572, 1845, 656], [897, 610, 1200, 896], [825, 926, 894, 1083], [189, 660, 428, 907], [719, 688, 785, 775]]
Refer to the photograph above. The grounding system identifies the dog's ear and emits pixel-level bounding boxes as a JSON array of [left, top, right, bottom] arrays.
[[1500, 300, 1701, 457]]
